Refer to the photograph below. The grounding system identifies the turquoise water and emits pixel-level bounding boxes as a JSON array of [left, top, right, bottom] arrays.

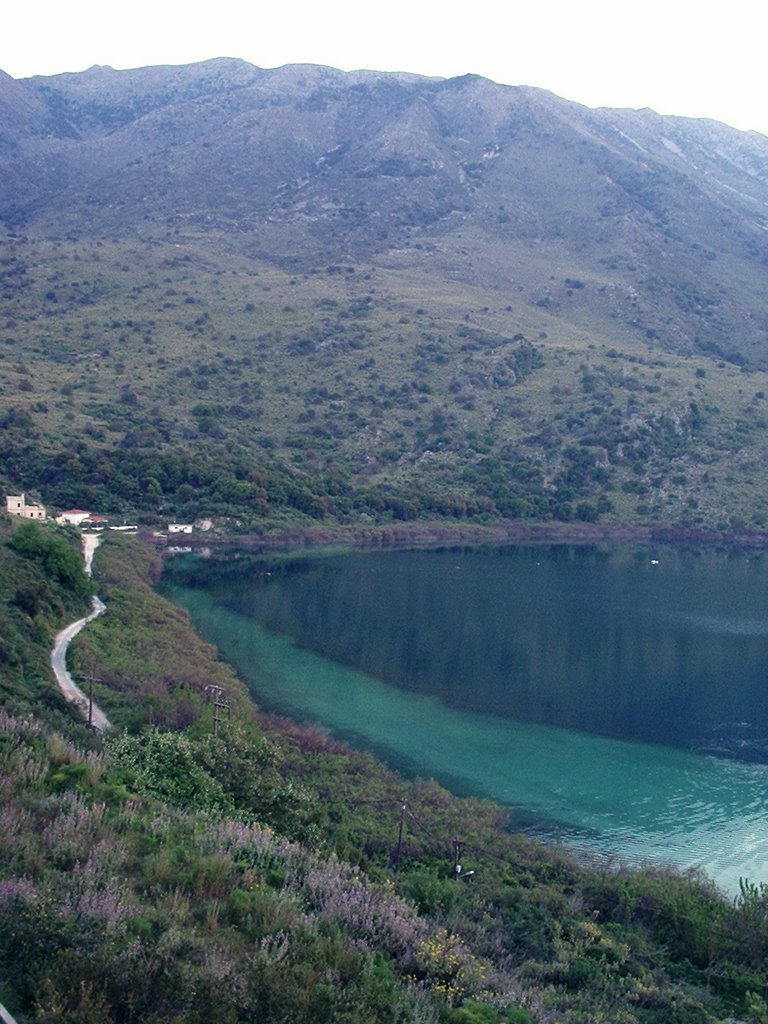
[[161, 544, 768, 892]]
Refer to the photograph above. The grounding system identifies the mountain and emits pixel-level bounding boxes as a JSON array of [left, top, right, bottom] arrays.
[[4, 59, 768, 366], [2, 59, 768, 531]]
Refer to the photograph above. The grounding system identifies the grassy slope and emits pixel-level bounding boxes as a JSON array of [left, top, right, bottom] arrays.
[[2, 230, 768, 532], [3, 528, 768, 1022]]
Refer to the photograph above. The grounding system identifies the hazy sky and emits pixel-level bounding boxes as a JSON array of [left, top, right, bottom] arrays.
[[6, 0, 768, 136]]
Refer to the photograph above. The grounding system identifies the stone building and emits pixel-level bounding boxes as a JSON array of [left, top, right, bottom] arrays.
[[6, 494, 47, 520]]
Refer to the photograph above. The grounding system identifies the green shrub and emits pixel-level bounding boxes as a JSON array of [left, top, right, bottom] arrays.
[[106, 729, 232, 813], [7, 522, 92, 602]]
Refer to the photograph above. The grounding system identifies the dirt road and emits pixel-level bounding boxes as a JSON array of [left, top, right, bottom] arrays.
[[49, 534, 110, 731]]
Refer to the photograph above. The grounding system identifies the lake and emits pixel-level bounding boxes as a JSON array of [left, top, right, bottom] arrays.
[[159, 543, 768, 893]]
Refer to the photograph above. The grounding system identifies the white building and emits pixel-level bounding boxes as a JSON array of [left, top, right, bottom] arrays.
[[56, 509, 91, 527], [168, 523, 194, 534], [6, 494, 47, 520]]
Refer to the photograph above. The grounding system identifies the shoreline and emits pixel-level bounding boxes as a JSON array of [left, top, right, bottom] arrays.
[[158, 527, 768, 895], [158, 518, 768, 556]]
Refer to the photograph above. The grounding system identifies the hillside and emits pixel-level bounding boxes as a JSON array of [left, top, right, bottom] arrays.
[[5, 523, 768, 1023], [2, 60, 768, 530]]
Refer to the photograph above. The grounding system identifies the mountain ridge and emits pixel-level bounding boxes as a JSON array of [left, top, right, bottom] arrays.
[[3, 60, 766, 365]]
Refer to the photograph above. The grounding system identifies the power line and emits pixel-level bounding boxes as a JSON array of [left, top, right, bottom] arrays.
[[338, 789, 516, 881], [349, 796, 411, 808], [405, 807, 445, 852]]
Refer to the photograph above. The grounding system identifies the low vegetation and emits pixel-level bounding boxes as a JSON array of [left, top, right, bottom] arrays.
[[3, 523, 768, 1022]]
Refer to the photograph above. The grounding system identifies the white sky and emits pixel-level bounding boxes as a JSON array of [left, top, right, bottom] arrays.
[[6, 0, 768, 136]]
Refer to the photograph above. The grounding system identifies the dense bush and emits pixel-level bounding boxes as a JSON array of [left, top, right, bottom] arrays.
[[7, 521, 93, 601]]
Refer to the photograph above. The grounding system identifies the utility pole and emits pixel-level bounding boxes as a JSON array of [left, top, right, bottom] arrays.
[[453, 837, 462, 880], [451, 837, 475, 881], [394, 800, 408, 872], [82, 676, 103, 731], [204, 685, 230, 738]]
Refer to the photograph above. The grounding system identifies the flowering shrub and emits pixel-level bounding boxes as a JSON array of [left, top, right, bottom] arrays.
[[416, 928, 493, 1005]]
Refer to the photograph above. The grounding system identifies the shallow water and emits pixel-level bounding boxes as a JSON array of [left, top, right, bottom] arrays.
[[160, 544, 768, 892]]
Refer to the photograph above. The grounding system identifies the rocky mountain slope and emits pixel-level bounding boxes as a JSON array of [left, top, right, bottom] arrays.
[[4, 59, 768, 366]]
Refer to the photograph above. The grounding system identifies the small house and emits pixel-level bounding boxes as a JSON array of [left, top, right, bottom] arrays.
[[168, 523, 194, 534], [56, 509, 91, 527]]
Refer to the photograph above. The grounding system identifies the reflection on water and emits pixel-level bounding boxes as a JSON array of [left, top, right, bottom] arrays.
[[659, 610, 768, 637], [161, 544, 768, 892]]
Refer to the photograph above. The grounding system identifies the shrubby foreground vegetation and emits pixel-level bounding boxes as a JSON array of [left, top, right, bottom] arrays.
[[3, 520, 768, 1022]]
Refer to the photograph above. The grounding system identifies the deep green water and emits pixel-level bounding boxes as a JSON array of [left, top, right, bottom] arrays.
[[160, 544, 768, 892]]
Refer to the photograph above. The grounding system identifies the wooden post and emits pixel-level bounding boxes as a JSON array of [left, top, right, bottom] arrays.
[[204, 685, 230, 739], [83, 675, 103, 731], [394, 801, 407, 872]]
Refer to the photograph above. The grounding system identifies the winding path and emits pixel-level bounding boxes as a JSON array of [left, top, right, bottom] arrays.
[[49, 533, 110, 731]]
